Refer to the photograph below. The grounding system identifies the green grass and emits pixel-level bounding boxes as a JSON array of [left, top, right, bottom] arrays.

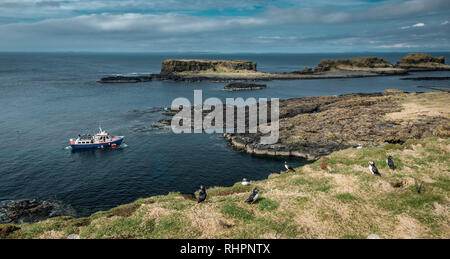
[[377, 192, 445, 213], [220, 203, 254, 221], [334, 193, 359, 203], [256, 198, 279, 212]]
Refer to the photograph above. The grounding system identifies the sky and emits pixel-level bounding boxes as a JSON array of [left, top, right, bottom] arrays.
[[0, 0, 449, 52]]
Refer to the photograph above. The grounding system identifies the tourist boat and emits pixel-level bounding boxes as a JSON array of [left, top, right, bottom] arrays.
[[69, 128, 124, 149]]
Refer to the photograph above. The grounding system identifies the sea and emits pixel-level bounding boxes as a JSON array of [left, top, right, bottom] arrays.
[[0, 52, 449, 216]]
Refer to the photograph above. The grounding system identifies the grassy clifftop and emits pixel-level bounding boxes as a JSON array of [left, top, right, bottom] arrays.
[[1, 137, 449, 239]]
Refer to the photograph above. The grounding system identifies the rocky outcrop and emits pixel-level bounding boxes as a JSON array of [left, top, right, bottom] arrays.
[[224, 83, 267, 91], [223, 91, 450, 160], [98, 75, 152, 83], [0, 199, 70, 224], [396, 53, 450, 71], [160, 59, 257, 74], [300, 67, 314, 74], [314, 57, 398, 73]]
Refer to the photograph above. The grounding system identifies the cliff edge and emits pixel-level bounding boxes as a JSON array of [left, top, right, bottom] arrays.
[[396, 53, 450, 71], [160, 59, 257, 74]]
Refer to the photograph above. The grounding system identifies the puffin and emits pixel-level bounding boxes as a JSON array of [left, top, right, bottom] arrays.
[[245, 187, 259, 204], [198, 185, 207, 203], [284, 161, 294, 172], [386, 156, 395, 171], [241, 178, 249, 186], [368, 161, 381, 176]]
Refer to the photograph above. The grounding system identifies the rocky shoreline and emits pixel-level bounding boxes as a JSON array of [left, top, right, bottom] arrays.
[[0, 199, 71, 224], [417, 86, 450, 92], [222, 90, 450, 160], [154, 90, 450, 160], [400, 76, 450, 81], [98, 53, 449, 83]]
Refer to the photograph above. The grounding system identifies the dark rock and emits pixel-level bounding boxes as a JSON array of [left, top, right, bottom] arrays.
[[224, 83, 267, 91], [300, 67, 314, 74], [400, 77, 450, 81], [98, 75, 152, 83], [0, 224, 20, 238], [0, 199, 70, 224]]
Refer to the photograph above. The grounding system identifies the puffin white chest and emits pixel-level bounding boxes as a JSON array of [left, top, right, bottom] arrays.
[[253, 193, 259, 202]]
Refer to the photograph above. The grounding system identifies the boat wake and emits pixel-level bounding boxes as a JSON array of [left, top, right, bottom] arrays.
[[64, 146, 72, 150]]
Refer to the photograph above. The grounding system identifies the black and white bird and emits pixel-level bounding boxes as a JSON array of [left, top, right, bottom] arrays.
[[241, 178, 249, 186], [284, 161, 294, 172], [386, 156, 395, 171], [368, 161, 381, 176], [245, 187, 259, 204], [198, 185, 207, 203]]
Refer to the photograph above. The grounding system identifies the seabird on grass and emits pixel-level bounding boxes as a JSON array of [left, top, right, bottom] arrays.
[[241, 178, 249, 186], [245, 187, 259, 204], [284, 161, 294, 172], [386, 156, 395, 170], [368, 161, 381, 176], [198, 185, 207, 203]]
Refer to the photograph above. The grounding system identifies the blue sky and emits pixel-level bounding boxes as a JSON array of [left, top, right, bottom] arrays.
[[0, 0, 449, 52]]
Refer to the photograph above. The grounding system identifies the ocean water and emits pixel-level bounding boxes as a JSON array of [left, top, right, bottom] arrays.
[[0, 52, 449, 216]]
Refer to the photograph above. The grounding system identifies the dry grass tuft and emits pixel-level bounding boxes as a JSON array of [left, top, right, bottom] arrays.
[[110, 203, 141, 218], [321, 157, 329, 170]]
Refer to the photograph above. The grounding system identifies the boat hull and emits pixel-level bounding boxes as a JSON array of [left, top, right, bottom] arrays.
[[70, 137, 124, 149]]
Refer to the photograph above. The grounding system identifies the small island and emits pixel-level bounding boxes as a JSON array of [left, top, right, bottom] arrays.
[[396, 53, 450, 71], [224, 83, 267, 91], [98, 75, 152, 83]]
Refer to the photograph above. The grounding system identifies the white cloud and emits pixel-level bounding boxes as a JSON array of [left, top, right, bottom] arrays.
[[442, 20, 449, 25], [376, 43, 418, 49], [412, 22, 425, 27], [400, 22, 425, 29]]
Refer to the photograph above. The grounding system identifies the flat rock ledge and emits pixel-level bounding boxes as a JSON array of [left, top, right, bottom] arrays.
[[223, 133, 349, 160], [98, 75, 152, 83], [224, 83, 267, 91]]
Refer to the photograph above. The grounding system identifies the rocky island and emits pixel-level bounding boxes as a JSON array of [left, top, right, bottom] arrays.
[[160, 59, 257, 74], [396, 53, 450, 71], [313, 57, 404, 74], [224, 82, 267, 91], [98, 75, 152, 83]]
